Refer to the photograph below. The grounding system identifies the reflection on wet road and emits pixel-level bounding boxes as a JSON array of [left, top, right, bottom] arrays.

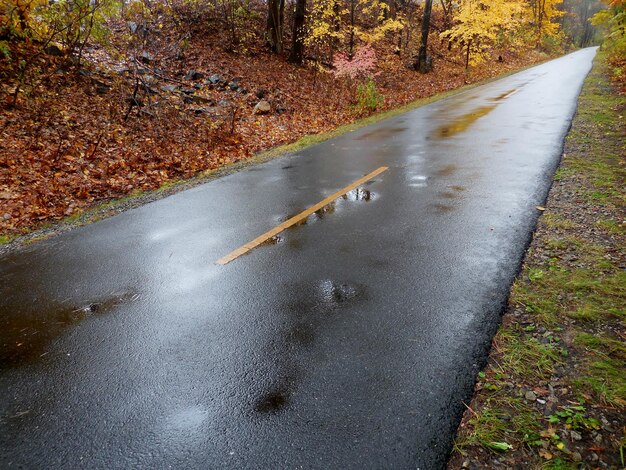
[[434, 87, 522, 138], [0, 48, 597, 469], [216, 166, 387, 265]]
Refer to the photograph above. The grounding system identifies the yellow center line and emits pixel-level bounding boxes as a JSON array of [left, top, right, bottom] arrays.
[[216, 166, 389, 265], [502, 89, 519, 100]]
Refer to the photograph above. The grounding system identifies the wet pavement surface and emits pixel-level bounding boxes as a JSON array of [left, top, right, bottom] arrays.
[[0, 48, 596, 469]]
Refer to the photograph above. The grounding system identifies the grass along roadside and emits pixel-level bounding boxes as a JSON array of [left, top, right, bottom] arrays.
[[448, 51, 625, 468], [0, 56, 552, 255]]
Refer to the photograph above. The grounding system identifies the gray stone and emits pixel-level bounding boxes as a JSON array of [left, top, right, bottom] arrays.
[[524, 390, 537, 401], [161, 85, 178, 93], [190, 106, 220, 116], [3, 213, 11, 221], [112, 65, 130, 75], [185, 70, 205, 81], [95, 85, 110, 95], [207, 74, 222, 84], [183, 95, 213, 105], [140, 51, 154, 64], [143, 75, 158, 86], [253, 100, 271, 115]]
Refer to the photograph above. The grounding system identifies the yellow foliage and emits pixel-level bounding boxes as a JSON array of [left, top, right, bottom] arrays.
[[1, 0, 47, 35], [305, 0, 404, 58], [441, 0, 526, 65], [525, 0, 564, 44], [305, 0, 343, 49], [590, 9, 613, 25]]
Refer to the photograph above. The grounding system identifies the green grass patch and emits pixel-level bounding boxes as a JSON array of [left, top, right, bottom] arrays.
[[541, 213, 578, 230], [496, 326, 564, 379], [574, 331, 602, 349], [513, 222, 623, 322], [574, 357, 626, 407], [590, 112, 613, 124], [544, 238, 568, 251], [596, 218, 624, 235], [541, 458, 579, 470], [455, 398, 542, 453]]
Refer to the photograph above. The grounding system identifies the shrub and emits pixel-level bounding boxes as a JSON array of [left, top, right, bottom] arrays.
[[355, 77, 383, 113]]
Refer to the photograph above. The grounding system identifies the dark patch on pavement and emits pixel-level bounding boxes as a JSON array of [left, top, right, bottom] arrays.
[[255, 389, 290, 413], [356, 126, 408, 141], [0, 291, 138, 370]]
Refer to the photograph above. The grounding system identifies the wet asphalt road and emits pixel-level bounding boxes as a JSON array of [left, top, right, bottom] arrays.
[[0, 48, 596, 469]]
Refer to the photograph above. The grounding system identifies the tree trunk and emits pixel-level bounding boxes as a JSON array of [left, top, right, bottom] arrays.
[[266, 0, 285, 53], [289, 0, 307, 63], [415, 0, 433, 72], [349, 0, 356, 58]]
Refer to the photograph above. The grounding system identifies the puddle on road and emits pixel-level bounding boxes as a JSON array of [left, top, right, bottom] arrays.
[[435, 105, 496, 138], [342, 187, 374, 202], [261, 234, 285, 246], [251, 279, 366, 417], [434, 88, 518, 138], [264, 187, 376, 249], [431, 203, 455, 214], [356, 127, 408, 141], [288, 280, 366, 315], [314, 201, 337, 220], [285, 322, 315, 347], [407, 175, 428, 188], [436, 164, 458, 177], [0, 291, 139, 369], [254, 389, 289, 413], [318, 280, 358, 307], [439, 191, 458, 199], [491, 89, 518, 102]]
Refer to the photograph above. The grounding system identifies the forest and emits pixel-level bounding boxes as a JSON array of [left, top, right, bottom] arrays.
[[0, 0, 623, 234]]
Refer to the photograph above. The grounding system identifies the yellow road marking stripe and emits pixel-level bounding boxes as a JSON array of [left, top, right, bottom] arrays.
[[501, 89, 519, 100], [216, 166, 389, 265]]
